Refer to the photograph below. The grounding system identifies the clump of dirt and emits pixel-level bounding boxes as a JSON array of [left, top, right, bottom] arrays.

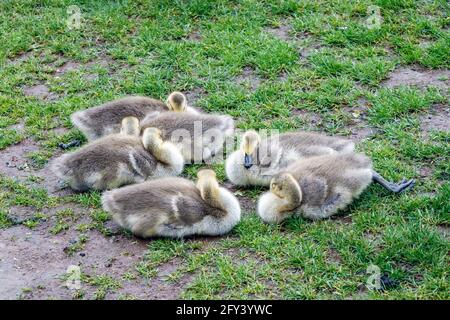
[[420, 104, 450, 134], [235, 66, 262, 90], [382, 67, 449, 90], [0, 139, 41, 179]]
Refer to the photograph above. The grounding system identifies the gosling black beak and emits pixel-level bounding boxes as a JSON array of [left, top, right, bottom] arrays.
[[244, 154, 253, 169]]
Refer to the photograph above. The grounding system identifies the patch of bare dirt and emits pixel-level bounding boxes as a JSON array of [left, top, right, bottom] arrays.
[[277, 71, 288, 83], [291, 108, 323, 128], [332, 214, 353, 225], [7, 121, 25, 133], [341, 98, 378, 141], [23, 84, 57, 100], [187, 30, 202, 42], [5, 206, 38, 225], [420, 104, 450, 134], [347, 125, 376, 141], [0, 139, 41, 179], [436, 225, 449, 239], [0, 139, 73, 196], [326, 248, 342, 264], [8, 51, 34, 66], [0, 223, 152, 299], [297, 38, 323, 60], [222, 182, 256, 214], [235, 66, 261, 91], [418, 166, 433, 178], [382, 66, 449, 90], [364, 231, 382, 244], [184, 88, 205, 110], [265, 24, 291, 41], [0, 194, 202, 300], [85, 54, 115, 70], [54, 61, 81, 76], [49, 127, 70, 136], [51, 53, 120, 82]]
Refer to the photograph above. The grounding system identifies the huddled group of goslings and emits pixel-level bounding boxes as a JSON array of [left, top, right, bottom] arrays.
[[51, 92, 415, 238]]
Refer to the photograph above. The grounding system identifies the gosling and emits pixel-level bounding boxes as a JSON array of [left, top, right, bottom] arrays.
[[71, 92, 198, 141], [141, 112, 234, 163], [226, 130, 355, 186], [257, 153, 415, 223], [51, 118, 184, 191], [101, 169, 241, 238]]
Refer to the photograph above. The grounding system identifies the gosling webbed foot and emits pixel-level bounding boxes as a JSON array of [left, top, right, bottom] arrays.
[[57, 179, 69, 190], [387, 179, 415, 193], [372, 171, 416, 194], [58, 140, 81, 150]]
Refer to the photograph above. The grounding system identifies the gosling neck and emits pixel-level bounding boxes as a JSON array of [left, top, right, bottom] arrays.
[[197, 178, 224, 211], [122, 126, 139, 136]]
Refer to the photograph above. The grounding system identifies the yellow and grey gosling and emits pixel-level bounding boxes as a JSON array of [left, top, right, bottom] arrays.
[[102, 169, 241, 238], [257, 153, 414, 223], [141, 111, 234, 164], [71, 92, 199, 141], [51, 118, 184, 191], [226, 130, 355, 187]]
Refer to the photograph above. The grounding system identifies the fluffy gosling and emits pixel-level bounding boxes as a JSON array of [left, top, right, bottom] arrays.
[[101, 169, 241, 238]]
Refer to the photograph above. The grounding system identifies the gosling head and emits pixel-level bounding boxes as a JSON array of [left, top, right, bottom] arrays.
[[166, 91, 187, 112], [241, 130, 260, 170], [270, 173, 301, 200], [120, 116, 140, 136], [265, 172, 303, 223], [142, 127, 163, 150]]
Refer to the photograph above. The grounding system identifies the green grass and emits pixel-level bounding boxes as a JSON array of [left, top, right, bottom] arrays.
[[0, 0, 448, 300]]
